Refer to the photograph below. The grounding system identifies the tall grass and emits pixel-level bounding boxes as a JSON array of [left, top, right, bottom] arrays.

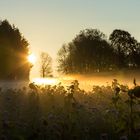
[[0, 80, 139, 140]]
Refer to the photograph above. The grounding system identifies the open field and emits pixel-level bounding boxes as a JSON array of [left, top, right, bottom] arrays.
[[0, 78, 140, 140]]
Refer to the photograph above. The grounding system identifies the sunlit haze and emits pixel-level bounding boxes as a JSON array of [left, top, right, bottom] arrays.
[[0, 0, 140, 79], [27, 53, 37, 65], [33, 77, 58, 86]]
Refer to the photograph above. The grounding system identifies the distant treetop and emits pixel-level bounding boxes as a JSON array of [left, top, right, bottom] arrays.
[[57, 28, 140, 74]]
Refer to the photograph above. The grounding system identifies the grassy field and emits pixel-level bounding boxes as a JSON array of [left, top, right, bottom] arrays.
[[0, 79, 140, 140]]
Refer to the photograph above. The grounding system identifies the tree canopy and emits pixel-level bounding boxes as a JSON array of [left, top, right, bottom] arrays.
[[109, 29, 140, 68], [57, 29, 117, 74], [58, 29, 140, 74], [0, 20, 31, 80]]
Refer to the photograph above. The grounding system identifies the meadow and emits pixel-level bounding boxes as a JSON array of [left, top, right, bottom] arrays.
[[0, 79, 140, 140]]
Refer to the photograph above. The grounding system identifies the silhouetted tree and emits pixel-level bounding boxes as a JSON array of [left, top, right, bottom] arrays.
[[0, 20, 31, 80], [109, 29, 140, 68], [40, 52, 53, 77], [57, 29, 117, 74]]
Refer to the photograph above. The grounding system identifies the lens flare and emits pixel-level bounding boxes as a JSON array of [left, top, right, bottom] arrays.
[[28, 54, 36, 64]]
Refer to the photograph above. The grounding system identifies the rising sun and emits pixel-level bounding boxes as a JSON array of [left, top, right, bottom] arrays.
[[27, 53, 36, 64]]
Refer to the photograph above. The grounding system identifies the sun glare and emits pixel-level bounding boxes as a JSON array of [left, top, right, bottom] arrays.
[[28, 54, 36, 64], [32, 78, 58, 85]]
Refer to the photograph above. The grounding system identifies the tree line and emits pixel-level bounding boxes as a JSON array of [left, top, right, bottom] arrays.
[[0, 19, 140, 80], [57, 29, 140, 74]]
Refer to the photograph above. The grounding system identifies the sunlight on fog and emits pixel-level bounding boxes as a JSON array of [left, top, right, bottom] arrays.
[[30, 70, 140, 91], [32, 77, 58, 85]]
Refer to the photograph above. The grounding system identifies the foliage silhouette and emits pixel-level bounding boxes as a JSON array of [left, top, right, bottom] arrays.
[[58, 28, 140, 74], [40, 52, 53, 77], [57, 29, 117, 74], [0, 20, 31, 80], [109, 29, 140, 69]]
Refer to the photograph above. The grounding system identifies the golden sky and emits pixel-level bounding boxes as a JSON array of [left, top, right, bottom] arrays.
[[0, 0, 140, 79]]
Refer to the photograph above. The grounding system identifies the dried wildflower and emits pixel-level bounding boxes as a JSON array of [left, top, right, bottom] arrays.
[[29, 82, 38, 91], [132, 86, 140, 98], [120, 135, 128, 140], [133, 78, 137, 86], [100, 133, 108, 140], [115, 87, 121, 95]]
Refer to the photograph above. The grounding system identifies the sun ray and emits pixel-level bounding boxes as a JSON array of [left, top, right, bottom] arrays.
[[27, 53, 36, 64]]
